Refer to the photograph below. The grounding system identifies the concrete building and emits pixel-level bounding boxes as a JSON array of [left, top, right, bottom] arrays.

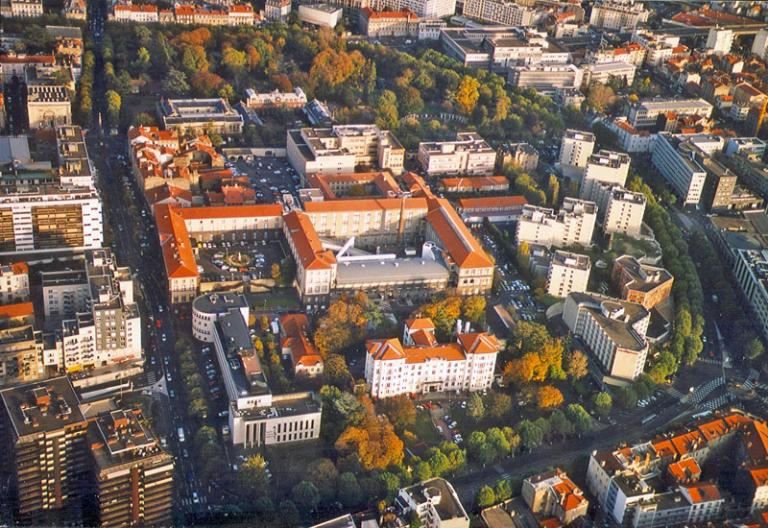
[[0, 304, 43, 386], [418, 132, 496, 176], [588, 0, 649, 31], [734, 249, 768, 341], [508, 64, 583, 95], [191, 293, 323, 448], [651, 133, 707, 206], [397, 478, 469, 528], [373, 0, 455, 19], [158, 98, 244, 136], [287, 125, 404, 178], [628, 98, 713, 129], [516, 197, 597, 249], [298, 3, 342, 27], [245, 87, 307, 109], [41, 249, 142, 373], [461, 0, 535, 26], [522, 469, 589, 526], [0, 262, 29, 304], [456, 195, 527, 224], [752, 28, 768, 60], [89, 409, 174, 527], [438, 176, 508, 193], [26, 84, 72, 130], [560, 129, 596, 179], [580, 150, 631, 201], [0, 0, 43, 17], [706, 27, 733, 55], [563, 292, 650, 382], [365, 318, 498, 398], [612, 255, 673, 310], [359, 8, 420, 37], [0, 377, 90, 525], [498, 142, 538, 171], [582, 61, 637, 86], [602, 187, 646, 238], [607, 118, 656, 153], [55, 125, 93, 187], [0, 185, 103, 256], [546, 250, 591, 298]]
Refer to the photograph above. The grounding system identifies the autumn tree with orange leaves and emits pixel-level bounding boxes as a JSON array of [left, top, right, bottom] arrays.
[[536, 385, 564, 410], [335, 396, 404, 471], [314, 292, 378, 357]]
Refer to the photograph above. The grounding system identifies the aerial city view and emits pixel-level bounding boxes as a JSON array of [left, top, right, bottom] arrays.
[[4, 0, 768, 527]]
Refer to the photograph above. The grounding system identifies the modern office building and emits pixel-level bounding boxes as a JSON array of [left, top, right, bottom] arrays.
[[752, 28, 768, 60], [158, 98, 244, 136], [0, 185, 103, 256], [705, 27, 733, 55], [546, 250, 591, 298], [418, 132, 496, 176], [508, 64, 583, 95], [733, 249, 768, 341], [365, 318, 498, 398], [563, 292, 650, 382], [612, 255, 673, 310], [298, 3, 343, 27], [287, 125, 404, 178], [516, 198, 597, 249], [582, 61, 637, 86], [651, 133, 707, 206]]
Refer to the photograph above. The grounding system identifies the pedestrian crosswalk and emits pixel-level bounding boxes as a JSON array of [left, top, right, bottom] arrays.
[[697, 358, 721, 366], [665, 386, 685, 400], [699, 393, 731, 412], [742, 369, 760, 391], [688, 377, 725, 405]]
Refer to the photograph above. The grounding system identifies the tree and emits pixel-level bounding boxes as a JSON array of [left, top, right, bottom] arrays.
[[467, 392, 485, 421], [509, 322, 551, 356], [190, 71, 225, 97], [338, 472, 362, 507], [548, 409, 574, 438], [585, 81, 615, 113], [237, 454, 270, 500], [335, 397, 404, 470], [616, 386, 638, 410], [306, 459, 338, 502], [476, 485, 496, 508], [565, 404, 592, 434], [291, 481, 320, 512], [161, 69, 190, 96], [536, 385, 564, 410], [495, 479, 514, 502], [745, 338, 765, 360], [485, 392, 512, 419], [566, 350, 589, 380], [518, 420, 544, 450], [547, 175, 560, 207], [379, 395, 416, 431], [467, 431, 496, 465], [427, 449, 451, 477], [415, 297, 462, 341], [593, 392, 613, 417], [455, 75, 480, 115], [150, 33, 174, 78], [377, 472, 401, 502], [462, 296, 486, 326], [271, 262, 282, 282], [375, 90, 399, 131], [222, 47, 247, 76], [324, 354, 352, 388], [181, 45, 208, 75], [105, 90, 121, 127], [278, 500, 301, 528], [414, 461, 433, 482]]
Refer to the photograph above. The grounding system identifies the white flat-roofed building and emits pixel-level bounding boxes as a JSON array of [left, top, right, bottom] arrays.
[[158, 98, 244, 136], [245, 87, 307, 109], [461, 0, 535, 26], [563, 291, 650, 382], [397, 478, 469, 528], [628, 98, 713, 129], [547, 250, 590, 298], [374, 0, 456, 19], [508, 64, 583, 95], [26, 85, 72, 130], [365, 318, 499, 398], [0, 185, 103, 256], [0, 262, 29, 304], [516, 197, 597, 249], [298, 3, 342, 27], [55, 125, 93, 187], [582, 61, 637, 86], [734, 249, 768, 342], [651, 133, 707, 206], [589, 0, 648, 31], [601, 186, 646, 238], [418, 132, 496, 176], [580, 150, 631, 201], [706, 27, 733, 55], [192, 292, 249, 343], [752, 29, 768, 60], [287, 125, 404, 178], [607, 117, 656, 153], [560, 129, 596, 179]]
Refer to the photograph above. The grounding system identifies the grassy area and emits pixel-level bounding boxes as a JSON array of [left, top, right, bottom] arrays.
[[406, 410, 442, 452], [247, 288, 301, 312]]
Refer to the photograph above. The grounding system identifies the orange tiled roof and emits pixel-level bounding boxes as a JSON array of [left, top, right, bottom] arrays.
[[155, 205, 198, 280], [668, 457, 701, 483], [367, 338, 405, 360], [410, 329, 437, 347], [0, 54, 55, 64], [750, 467, 768, 487], [551, 476, 587, 512], [283, 211, 336, 271], [0, 302, 34, 319], [405, 317, 435, 331], [426, 199, 493, 269], [684, 482, 721, 504], [439, 176, 509, 190], [361, 7, 418, 19], [302, 197, 429, 213], [743, 420, 768, 464], [457, 332, 499, 354], [9, 262, 28, 275]]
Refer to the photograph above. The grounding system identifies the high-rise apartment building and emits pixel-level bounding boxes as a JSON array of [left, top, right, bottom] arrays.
[[589, 0, 649, 31], [706, 27, 733, 55], [546, 250, 591, 298], [462, 0, 535, 26], [417, 132, 497, 176], [516, 198, 597, 249], [559, 129, 596, 179], [580, 150, 631, 202]]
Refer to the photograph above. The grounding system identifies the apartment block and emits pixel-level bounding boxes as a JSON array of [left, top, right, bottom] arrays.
[[516, 197, 597, 249], [607, 118, 656, 153], [522, 469, 589, 526], [41, 249, 141, 373], [588, 0, 649, 30], [0, 0, 43, 17], [582, 61, 637, 86], [55, 125, 93, 188], [26, 84, 72, 130], [706, 27, 733, 55], [287, 125, 404, 179], [89, 409, 174, 527], [191, 293, 322, 448], [0, 262, 30, 304], [651, 133, 707, 206], [372, 0, 456, 19], [0, 305, 44, 386], [359, 8, 420, 38], [0, 377, 90, 525], [612, 255, 673, 310], [752, 28, 768, 60], [508, 64, 583, 95], [0, 185, 103, 256], [546, 250, 591, 298], [461, 0, 535, 26], [397, 478, 469, 528], [560, 129, 596, 179], [456, 195, 527, 224], [563, 292, 650, 382], [417, 132, 496, 176], [580, 150, 631, 201], [733, 249, 768, 341], [365, 318, 498, 398], [158, 98, 244, 136], [604, 187, 646, 237]]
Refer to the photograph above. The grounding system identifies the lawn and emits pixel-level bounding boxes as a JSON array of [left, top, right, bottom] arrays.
[[406, 410, 442, 454], [247, 288, 301, 312]]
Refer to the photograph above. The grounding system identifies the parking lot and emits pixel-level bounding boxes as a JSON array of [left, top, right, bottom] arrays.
[[194, 239, 286, 283], [229, 156, 301, 205]]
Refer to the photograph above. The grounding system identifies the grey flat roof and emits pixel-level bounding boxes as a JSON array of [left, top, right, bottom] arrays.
[[1, 376, 85, 439], [336, 257, 449, 286], [192, 292, 247, 316]]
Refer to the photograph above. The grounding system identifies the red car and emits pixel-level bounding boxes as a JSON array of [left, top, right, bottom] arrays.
[[155, 320, 162, 329]]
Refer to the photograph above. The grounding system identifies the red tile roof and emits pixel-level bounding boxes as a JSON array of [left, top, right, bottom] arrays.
[[426, 199, 494, 269], [283, 211, 336, 271], [684, 482, 721, 504], [0, 302, 34, 319]]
